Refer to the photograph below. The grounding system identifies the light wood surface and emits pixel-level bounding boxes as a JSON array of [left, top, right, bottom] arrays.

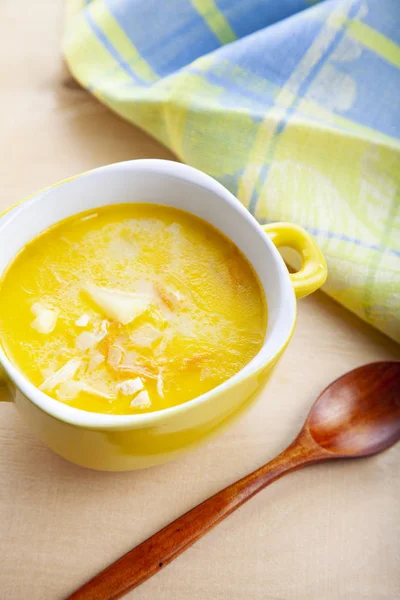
[[1, 3, 399, 599]]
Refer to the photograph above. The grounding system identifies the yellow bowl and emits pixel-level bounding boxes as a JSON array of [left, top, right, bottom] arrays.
[[0, 160, 327, 470]]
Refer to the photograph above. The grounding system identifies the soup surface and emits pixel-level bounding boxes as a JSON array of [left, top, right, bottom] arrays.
[[0, 205, 266, 414]]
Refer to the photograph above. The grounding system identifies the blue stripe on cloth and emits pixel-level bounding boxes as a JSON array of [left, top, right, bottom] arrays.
[[248, 0, 362, 213], [83, 0, 146, 85], [214, 0, 319, 39], [210, 5, 325, 86], [328, 47, 400, 138], [105, 0, 223, 77], [260, 219, 400, 258], [360, 0, 400, 45]]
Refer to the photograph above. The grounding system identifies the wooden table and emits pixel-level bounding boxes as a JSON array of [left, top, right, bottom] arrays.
[[1, 3, 399, 599]]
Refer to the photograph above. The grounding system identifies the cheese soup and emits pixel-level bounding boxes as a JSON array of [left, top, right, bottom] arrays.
[[0, 205, 266, 414]]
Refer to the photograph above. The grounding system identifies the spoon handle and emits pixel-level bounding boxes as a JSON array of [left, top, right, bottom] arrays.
[[67, 434, 320, 600]]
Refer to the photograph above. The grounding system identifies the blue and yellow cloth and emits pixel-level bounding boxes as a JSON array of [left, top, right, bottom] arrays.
[[64, 0, 400, 342]]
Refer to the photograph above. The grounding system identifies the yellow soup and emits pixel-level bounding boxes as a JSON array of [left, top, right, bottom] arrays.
[[0, 205, 266, 415]]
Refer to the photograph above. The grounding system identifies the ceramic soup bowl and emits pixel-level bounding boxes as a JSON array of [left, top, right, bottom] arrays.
[[0, 160, 327, 470]]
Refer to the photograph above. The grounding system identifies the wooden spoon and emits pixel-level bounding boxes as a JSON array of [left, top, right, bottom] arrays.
[[67, 361, 400, 600]]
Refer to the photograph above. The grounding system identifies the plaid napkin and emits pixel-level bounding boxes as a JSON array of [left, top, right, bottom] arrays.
[[64, 0, 400, 342]]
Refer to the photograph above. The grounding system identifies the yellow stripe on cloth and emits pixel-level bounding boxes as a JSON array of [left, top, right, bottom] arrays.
[[348, 20, 400, 69], [89, 1, 158, 83], [191, 0, 236, 45], [64, 7, 132, 90]]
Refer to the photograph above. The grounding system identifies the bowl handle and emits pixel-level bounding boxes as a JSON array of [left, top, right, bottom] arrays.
[[262, 222, 327, 299], [0, 370, 12, 403], [0, 201, 19, 402]]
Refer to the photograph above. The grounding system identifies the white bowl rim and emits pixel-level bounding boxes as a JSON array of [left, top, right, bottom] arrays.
[[0, 160, 296, 430]]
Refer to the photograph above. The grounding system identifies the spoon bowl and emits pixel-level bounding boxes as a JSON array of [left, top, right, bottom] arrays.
[[307, 361, 400, 457], [67, 361, 400, 600]]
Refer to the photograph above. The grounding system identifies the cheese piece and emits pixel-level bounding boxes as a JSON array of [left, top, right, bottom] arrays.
[[57, 380, 113, 401], [116, 378, 144, 396], [39, 358, 82, 392], [130, 389, 151, 409], [107, 345, 123, 367], [31, 302, 58, 334], [85, 283, 153, 325], [76, 331, 101, 351], [156, 369, 164, 398], [56, 380, 83, 400], [76, 321, 108, 351], [131, 324, 162, 348], [75, 314, 90, 327], [87, 350, 105, 372]]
